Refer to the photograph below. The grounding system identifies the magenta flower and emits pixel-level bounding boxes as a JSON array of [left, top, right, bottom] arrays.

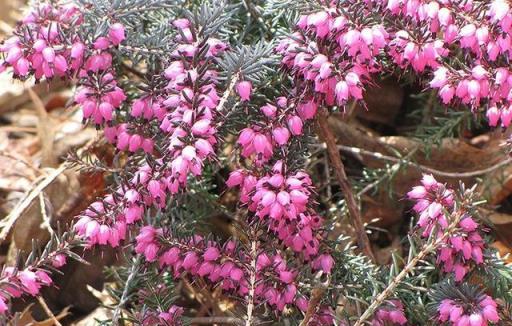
[[109, 23, 126, 45], [236, 80, 252, 101], [371, 300, 407, 326], [438, 295, 499, 325], [51, 254, 67, 268], [408, 175, 487, 281]]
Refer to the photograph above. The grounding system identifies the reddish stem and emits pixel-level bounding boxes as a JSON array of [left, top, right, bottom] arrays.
[[316, 108, 375, 262]]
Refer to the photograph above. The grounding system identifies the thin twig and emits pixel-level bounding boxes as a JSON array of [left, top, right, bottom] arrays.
[[299, 279, 329, 326], [353, 209, 465, 326], [112, 255, 143, 325], [118, 44, 167, 55], [217, 71, 240, 114], [39, 192, 55, 236], [316, 109, 376, 262], [356, 147, 420, 197], [37, 296, 63, 326], [327, 144, 512, 178]]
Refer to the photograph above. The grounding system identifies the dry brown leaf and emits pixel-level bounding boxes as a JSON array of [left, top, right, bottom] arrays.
[[5, 88, 81, 258], [6, 167, 78, 260], [328, 117, 510, 227], [69, 284, 116, 326], [480, 209, 512, 225], [355, 77, 404, 126], [72, 307, 113, 326], [491, 241, 512, 264], [9, 304, 70, 326], [0, 75, 66, 116]]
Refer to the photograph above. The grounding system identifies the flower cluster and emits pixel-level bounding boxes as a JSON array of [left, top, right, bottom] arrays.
[[73, 199, 129, 247], [66, 10, 336, 317], [225, 103, 335, 317], [227, 161, 324, 259], [104, 91, 166, 154], [104, 123, 155, 154], [0, 240, 74, 315], [2, 0, 511, 324], [438, 295, 499, 325], [74, 71, 127, 125], [429, 65, 512, 128], [236, 96, 316, 165], [140, 305, 184, 326], [74, 19, 226, 246], [371, 300, 407, 326], [72, 23, 127, 126], [0, 2, 83, 78], [0, 0, 128, 128], [383, 0, 512, 127], [1, 10, 334, 321], [228, 82, 331, 266], [134, 226, 305, 312], [0, 1, 126, 83], [0, 268, 52, 312], [407, 174, 455, 236], [159, 21, 225, 190], [408, 175, 487, 281], [276, 33, 368, 109], [277, 0, 512, 127]]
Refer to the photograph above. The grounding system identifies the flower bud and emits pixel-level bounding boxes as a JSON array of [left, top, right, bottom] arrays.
[[272, 127, 290, 145], [109, 23, 126, 45], [236, 80, 252, 101]]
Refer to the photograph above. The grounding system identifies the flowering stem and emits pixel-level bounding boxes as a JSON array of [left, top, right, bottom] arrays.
[[112, 255, 143, 325], [118, 44, 168, 55], [316, 109, 375, 262], [159, 238, 247, 269], [245, 238, 257, 326], [353, 210, 465, 326], [217, 71, 240, 114]]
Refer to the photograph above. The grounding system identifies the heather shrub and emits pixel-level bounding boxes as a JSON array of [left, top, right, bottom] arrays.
[[0, 0, 511, 325]]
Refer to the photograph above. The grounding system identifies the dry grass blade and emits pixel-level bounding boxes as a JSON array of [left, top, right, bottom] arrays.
[[28, 87, 57, 167], [0, 133, 97, 243], [0, 163, 69, 243], [37, 296, 63, 326]]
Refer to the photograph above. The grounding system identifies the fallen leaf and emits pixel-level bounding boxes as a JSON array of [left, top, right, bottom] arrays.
[[9, 304, 70, 326]]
